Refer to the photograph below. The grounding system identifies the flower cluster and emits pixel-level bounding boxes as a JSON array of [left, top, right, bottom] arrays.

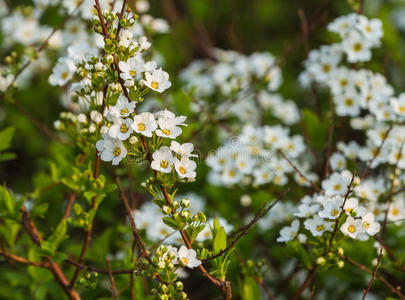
[[278, 171, 381, 243], [206, 124, 315, 187]]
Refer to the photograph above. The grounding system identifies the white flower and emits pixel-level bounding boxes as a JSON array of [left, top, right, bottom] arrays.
[[330, 152, 347, 171], [277, 219, 299, 242], [340, 216, 364, 239], [96, 135, 127, 165], [343, 31, 372, 63], [108, 95, 136, 118], [156, 116, 183, 139], [109, 118, 133, 140], [304, 216, 333, 237], [132, 112, 157, 137], [294, 203, 320, 218], [151, 146, 175, 173], [322, 172, 352, 196], [343, 197, 366, 217], [178, 245, 201, 269], [144, 68, 172, 93], [361, 212, 380, 236], [119, 30, 134, 48], [318, 196, 343, 220], [49, 57, 76, 86], [390, 94, 405, 117], [119, 55, 145, 80], [138, 36, 151, 51], [170, 141, 197, 157], [174, 156, 197, 178], [356, 16, 383, 46]]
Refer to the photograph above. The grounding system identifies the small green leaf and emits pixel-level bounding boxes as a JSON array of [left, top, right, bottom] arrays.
[[0, 127, 15, 151], [213, 227, 227, 254], [162, 217, 179, 230]]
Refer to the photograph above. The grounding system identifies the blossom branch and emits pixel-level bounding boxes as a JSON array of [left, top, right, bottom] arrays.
[[0, 1, 84, 101]]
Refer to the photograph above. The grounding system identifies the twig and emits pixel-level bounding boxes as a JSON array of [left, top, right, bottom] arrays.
[[362, 247, 383, 300], [324, 89, 335, 178], [293, 265, 318, 300], [20, 206, 81, 300], [107, 259, 119, 300], [203, 189, 290, 263], [382, 140, 405, 236], [327, 173, 356, 251], [342, 255, 405, 299], [116, 177, 150, 260], [278, 150, 322, 193], [358, 0, 366, 14], [361, 125, 392, 180], [0, 250, 48, 268]]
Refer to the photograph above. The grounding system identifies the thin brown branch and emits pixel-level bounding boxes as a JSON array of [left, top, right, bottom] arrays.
[[116, 177, 150, 260], [382, 140, 405, 236], [327, 173, 356, 251], [69, 154, 101, 288], [293, 265, 318, 300], [361, 125, 392, 180], [362, 247, 383, 300], [203, 189, 290, 263], [107, 259, 119, 300], [342, 255, 405, 299], [278, 150, 322, 193], [20, 206, 81, 300], [324, 89, 335, 178], [0, 250, 48, 268]]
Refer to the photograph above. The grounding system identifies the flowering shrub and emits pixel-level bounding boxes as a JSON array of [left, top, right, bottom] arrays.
[[1, 0, 405, 300]]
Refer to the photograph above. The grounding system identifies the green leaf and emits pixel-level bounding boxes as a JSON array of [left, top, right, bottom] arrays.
[[0, 126, 15, 151], [213, 227, 227, 254], [162, 217, 179, 230], [32, 202, 49, 218], [41, 219, 68, 256], [0, 152, 16, 162], [240, 276, 261, 300]]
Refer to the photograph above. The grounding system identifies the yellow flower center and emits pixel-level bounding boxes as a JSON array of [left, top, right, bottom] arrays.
[[229, 170, 236, 177], [181, 257, 189, 265], [113, 147, 121, 157], [219, 159, 226, 165], [363, 221, 369, 229], [392, 208, 399, 216], [340, 79, 348, 87], [121, 108, 129, 115], [137, 123, 145, 131], [331, 209, 339, 216], [345, 98, 354, 106], [129, 70, 137, 77], [61, 72, 69, 80], [353, 42, 363, 52], [160, 161, 168, 168], [399, 105, 405, 113], [162, 129, 171, 136], [120, 124, 129, 133], [322, 64, 331, 73], [348, 225, 356, 233], [316, 225, 325, 232], [334, 184, 341, 191], [151, 81, 159, 89], [179, 166, 187, 174]]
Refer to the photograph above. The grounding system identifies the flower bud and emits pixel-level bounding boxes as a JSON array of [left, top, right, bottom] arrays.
[[181, 198, 190, 208]]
